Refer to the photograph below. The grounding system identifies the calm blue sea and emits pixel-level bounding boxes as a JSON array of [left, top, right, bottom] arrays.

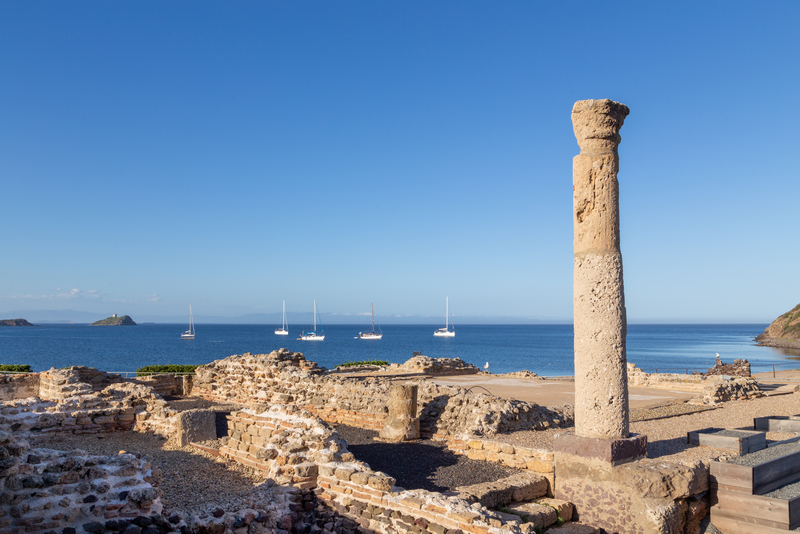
[[0, 324, 798, 376]]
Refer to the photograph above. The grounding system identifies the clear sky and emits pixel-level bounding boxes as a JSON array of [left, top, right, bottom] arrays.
[[1, 2, 798, 323]]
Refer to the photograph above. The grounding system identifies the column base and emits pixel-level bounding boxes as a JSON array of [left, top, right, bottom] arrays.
[[553, 432, 647, 466]]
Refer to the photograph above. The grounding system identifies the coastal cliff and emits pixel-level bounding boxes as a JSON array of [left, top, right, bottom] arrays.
[[0, 319, 35, 326], [756, 303, 800, 349], [90, 315, 137, 326]]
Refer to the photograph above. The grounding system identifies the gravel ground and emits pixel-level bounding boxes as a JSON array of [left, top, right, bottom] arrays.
[[705, 429, 759, 438], [494, 394, 800, 464], [728, 440, 800, 466], [630, 402, 717, 422], [334, 424, 518, 492], [763, 478, 800, 501], [28, 431, 270, 516]]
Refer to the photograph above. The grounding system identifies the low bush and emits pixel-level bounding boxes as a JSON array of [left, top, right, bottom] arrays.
[[136, 364, 199, 376], [0, 364, 33, 373], [336, 360, 389, 368]]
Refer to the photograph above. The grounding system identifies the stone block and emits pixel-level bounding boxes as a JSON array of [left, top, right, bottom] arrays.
[[457, 473, 547, 508], [506, 502, 557, 528], [553, 432, 646, 466], [174, 409, 217, 447], [536, 498, 573, 522]]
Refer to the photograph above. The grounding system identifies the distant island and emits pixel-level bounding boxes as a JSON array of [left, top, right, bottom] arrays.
[[90, 314, 137, 326], [0, 318, 35, 326], [755, 303, 800, 349]]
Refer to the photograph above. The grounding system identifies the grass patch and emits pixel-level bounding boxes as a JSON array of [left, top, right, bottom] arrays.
[[0, 364, 32, 373], [136, 364, 199, 376], [336, 360, 389, 368]]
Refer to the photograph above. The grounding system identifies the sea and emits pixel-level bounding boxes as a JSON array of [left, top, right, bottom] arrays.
[[1, 323, 799, 377]]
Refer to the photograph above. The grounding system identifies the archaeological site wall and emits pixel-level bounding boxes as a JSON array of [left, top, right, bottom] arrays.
[[192, 350, 573, 439], [214, 404, 562, 534], [0, 430, 162, 533], [0, 374, 40, 402], [627, 363, 762, 405], [0, 383, 177, 439]]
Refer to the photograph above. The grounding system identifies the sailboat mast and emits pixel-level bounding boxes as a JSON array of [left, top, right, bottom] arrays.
[[282, 301, 286, 329], [313, 300, 317, 331], [445, 297, 449, 330], [371, 301, 375, 334]]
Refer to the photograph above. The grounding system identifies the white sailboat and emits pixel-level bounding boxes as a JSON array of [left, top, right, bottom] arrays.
[[275, 301, 289, 335], [298, 300, 325, 341], [433, 297, 455, 337], [181, 305, 195, 339], [358, 302, 383, 339]]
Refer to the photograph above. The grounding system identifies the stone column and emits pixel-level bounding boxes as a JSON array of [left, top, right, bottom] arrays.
[[379, 384, 420, 441], [572, 99, 630, 440]]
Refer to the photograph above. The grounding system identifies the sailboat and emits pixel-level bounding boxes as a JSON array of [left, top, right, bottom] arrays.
[[357, 302, 383, 339], [433, 297, 455, 337], [181, 305, 195, 339], [298, 300, 325, 341], [275, 301, 289, 335]]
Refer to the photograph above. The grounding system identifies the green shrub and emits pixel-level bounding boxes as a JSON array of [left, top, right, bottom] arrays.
[[0, 364, 32, 373], [336, 360, 389, 368], [136, 364, 199, 376]]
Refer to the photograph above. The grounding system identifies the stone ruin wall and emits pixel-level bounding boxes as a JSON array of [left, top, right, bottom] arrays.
[[0, 383, 178, 440], [704, 357, 751, 378], [0, 368, 189, 404], [0, 374, 40, 402], [191, 350, 573, 439], [627, 363, 761, 405], [0, 430, 162, 534], [216, 404, 559, 534], [0, 352, 721, 534]]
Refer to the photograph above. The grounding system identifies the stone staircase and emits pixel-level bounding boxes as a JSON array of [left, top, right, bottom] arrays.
[[454, 472, 600, 533]]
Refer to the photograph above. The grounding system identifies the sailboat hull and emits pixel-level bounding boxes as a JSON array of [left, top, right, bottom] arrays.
[[299, 333, 324, 341], [181, 333, 195, 339], [433, 331, 455, 337], [275, 329, 289, 335], [359, 333, 383, 339]]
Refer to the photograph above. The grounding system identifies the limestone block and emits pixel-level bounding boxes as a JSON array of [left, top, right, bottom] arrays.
[[174, 409, 216, 447], [457, 473, 547, 508], [536, 498, 573, 522], [506, 502, 558, 528]]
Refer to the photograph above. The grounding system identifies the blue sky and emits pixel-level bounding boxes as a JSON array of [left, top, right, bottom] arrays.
[[1, 2, 798, 323]]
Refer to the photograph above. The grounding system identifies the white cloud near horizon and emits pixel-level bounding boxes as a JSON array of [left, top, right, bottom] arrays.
[[2, 288, 100, 301]]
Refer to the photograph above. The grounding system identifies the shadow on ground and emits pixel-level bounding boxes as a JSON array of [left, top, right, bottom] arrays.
[[335, 424, 518, 492]]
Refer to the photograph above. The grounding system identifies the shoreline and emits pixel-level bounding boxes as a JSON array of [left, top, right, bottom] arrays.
[[755, 335, 800, 350]]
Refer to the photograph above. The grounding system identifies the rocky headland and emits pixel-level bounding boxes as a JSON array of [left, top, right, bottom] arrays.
[[755, 302, 800, 349], [90, 314, 137, 326], [0, 318, 35, 326]]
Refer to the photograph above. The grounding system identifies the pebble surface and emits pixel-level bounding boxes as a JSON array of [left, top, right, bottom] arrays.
[[729, 439, 800, 466], [334, 424, 518, 492]]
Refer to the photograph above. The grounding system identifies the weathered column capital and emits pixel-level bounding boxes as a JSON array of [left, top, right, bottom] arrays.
[[572, 99, 630, 156]]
